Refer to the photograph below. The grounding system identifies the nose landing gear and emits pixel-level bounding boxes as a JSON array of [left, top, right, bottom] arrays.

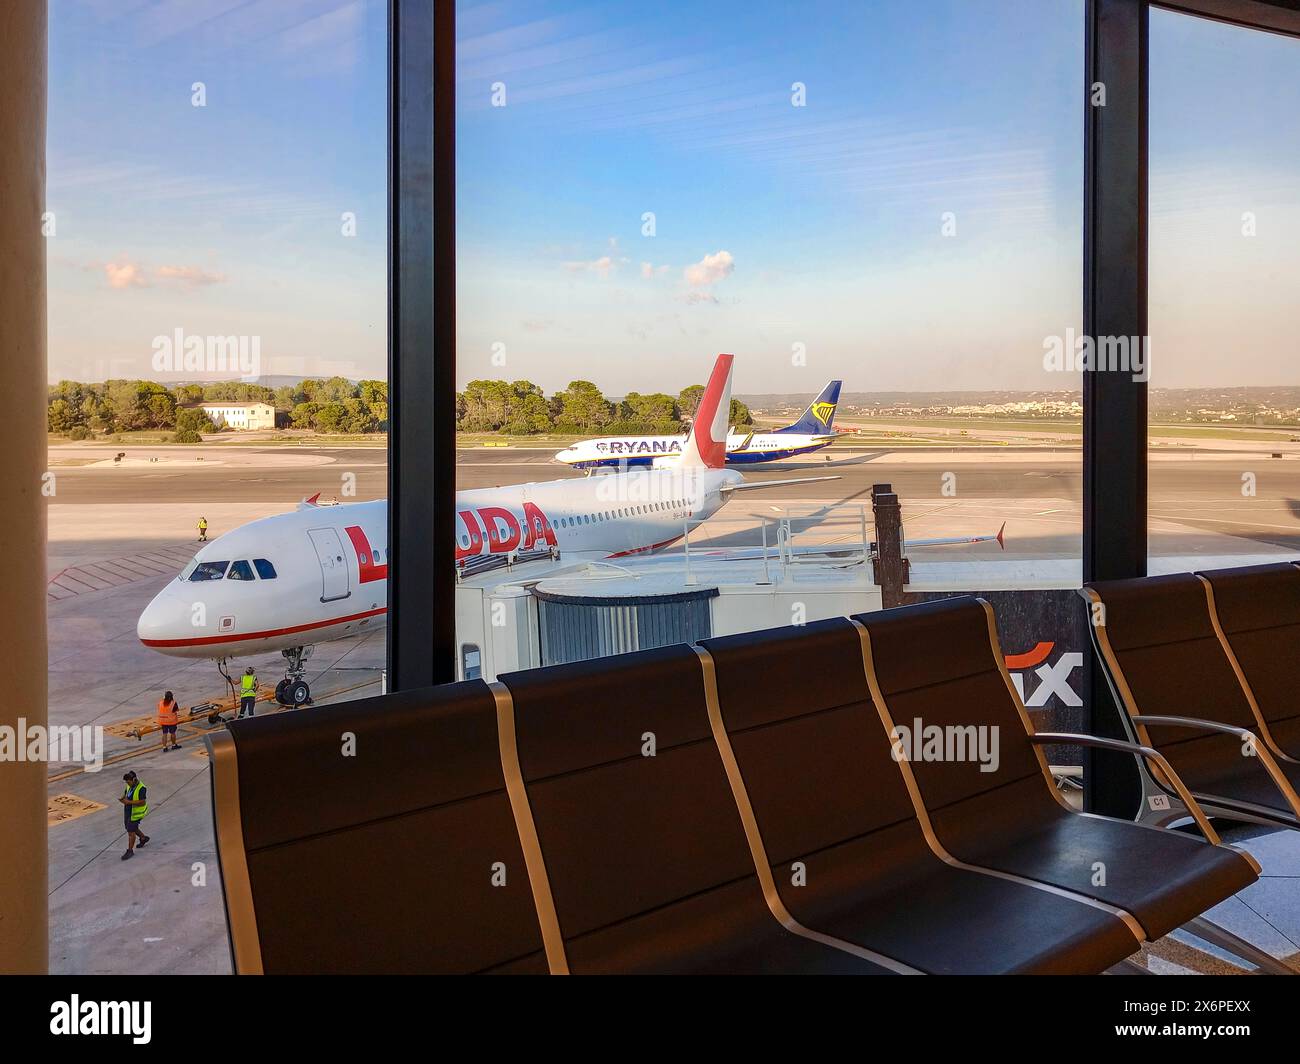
[[275, 646, 314, 706]]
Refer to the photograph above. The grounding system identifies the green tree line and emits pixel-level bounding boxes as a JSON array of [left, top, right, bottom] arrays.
[[47, 377, 751, 441], [47, 378, 389, 441], [457, 380, 752, 436]]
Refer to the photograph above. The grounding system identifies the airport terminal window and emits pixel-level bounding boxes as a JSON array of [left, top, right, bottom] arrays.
[[1148, 8, 1300, 568], [455, 0, 1087, 744], [46, 1, 387, 972]]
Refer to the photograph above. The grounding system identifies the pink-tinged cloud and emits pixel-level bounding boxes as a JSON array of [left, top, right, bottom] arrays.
[[104, 261, 149, 289], [684, 250, 734, 286], [99, 259, 228, 290], [156, 264, 227, 288]]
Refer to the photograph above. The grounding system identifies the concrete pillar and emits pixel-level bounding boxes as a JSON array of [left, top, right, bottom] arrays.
[[0, 0, 48, 974]]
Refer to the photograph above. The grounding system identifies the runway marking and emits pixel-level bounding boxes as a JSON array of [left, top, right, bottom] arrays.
[[1149, 512, 1300, 533], [48, 793, 107, 827], [48, 545, 195, 602]]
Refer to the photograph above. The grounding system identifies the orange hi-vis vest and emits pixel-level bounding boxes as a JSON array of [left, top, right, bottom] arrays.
[[158, 699, 179, 727]]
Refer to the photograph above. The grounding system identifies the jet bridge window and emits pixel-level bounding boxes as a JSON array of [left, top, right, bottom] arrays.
[[189, 560, 230, 581], [253, 558, 278, 580], [227, 560, 255, 581]]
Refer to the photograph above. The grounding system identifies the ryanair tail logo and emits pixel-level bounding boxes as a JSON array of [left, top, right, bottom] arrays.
[[810, 401, 835, 425]]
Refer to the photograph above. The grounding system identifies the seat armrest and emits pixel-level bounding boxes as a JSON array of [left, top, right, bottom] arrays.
[[1129, 716, 1300, 819], [1030, 731, 1219, 844]]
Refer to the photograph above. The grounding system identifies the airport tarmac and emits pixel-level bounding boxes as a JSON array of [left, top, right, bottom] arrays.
[[42, 442, 1300, 973]]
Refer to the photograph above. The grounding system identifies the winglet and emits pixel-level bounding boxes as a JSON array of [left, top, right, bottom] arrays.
[[678, 354, 734, 469], [300, 492, 321, 509], [997, 521, 1006, 550]]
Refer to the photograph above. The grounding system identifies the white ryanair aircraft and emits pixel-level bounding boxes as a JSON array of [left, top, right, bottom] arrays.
[[137, 354, 838, 704], [554, 380, 843, 470]]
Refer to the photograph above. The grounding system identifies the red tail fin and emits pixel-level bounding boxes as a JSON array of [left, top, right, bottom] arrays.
[[679, 354, 734, 470]]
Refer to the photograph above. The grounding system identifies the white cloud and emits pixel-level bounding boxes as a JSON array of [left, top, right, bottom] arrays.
[[104, 261, 149, 289], [563, 255, 619, 277], [684, 249, 734, 287], [98, 259, 228, 290]]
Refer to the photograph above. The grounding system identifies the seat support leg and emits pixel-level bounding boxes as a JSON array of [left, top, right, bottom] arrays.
[[1184, 916, 1297, 975]]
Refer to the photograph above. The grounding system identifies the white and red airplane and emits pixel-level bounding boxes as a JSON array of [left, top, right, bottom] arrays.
[[136, 354, 840, 704]]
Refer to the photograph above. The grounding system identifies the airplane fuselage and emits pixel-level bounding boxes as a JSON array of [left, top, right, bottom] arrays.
[[137, 466, 743, 660], [555, 431, 835, 470]]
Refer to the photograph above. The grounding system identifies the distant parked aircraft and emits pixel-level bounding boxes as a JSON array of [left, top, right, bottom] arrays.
[[554, 380, 843, 470]]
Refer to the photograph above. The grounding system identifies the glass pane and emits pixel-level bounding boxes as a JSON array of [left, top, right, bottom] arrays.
[[46, 0, 387, 973], [1149, 8, 1300, 567], [455, 0, 1086, 754]]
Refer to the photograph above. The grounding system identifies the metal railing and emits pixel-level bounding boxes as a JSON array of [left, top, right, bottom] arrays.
[[680, 504, 873, 584]]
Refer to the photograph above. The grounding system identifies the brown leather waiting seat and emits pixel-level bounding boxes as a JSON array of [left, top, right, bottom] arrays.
[[207, 596, 1268, 973], [495, 645, 900, 973], [1198, 562, 1300, 761], [1085, 573, 1300, 829], [208, 683, 550, 974], [851, 597, 1259, 942], [699, 618, 1143, 973]]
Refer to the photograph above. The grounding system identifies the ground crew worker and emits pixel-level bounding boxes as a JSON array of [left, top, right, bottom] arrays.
[[197, 516, 209, 542], [120, 770, 150, 860], [158, 690, 181, 751], [238, 667, 257, 718]]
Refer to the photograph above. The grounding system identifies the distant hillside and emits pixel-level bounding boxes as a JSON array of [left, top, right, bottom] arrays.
[[740, 386, 1300, 422]]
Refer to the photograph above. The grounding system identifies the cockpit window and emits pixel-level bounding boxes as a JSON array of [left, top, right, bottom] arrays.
[[178, 557, 199, 582], [189, 560, 230, 581], [227, 560, 255, 581], [253, 558, 277, 580]]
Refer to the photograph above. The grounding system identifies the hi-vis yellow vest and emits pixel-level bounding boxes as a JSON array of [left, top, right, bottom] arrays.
[[125, 781, 148, 821], [240, 674, 256, 697]]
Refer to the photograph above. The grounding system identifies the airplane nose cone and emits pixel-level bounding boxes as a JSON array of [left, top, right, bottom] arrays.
[[137, 584, 194, 650]]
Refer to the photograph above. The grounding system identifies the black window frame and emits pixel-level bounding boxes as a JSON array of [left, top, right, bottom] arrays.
[[1084, 0, 1300, 816]]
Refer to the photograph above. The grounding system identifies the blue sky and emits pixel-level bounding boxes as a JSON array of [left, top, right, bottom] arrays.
[[1149, 7, 1300, 391], [47, 0, 388, 385], [46, 0, 1299, 392]]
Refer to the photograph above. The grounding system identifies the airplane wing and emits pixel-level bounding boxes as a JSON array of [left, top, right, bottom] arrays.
[[718, 475, 841, 493], [907, 522, 1006, 550], [683, 543, 867, 564], [685, 522, 1006, 561]]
